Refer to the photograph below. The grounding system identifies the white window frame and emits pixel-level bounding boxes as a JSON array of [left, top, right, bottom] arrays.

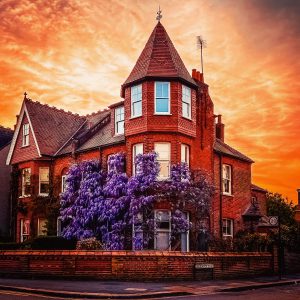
[[20, 219, 30, 242], [181, 144, 190, 166], [22, 123, 30, 147], [21, 168, 31, 197], [182, 85, 191, 119], [154, 142, 171, 180], [154, 82, 170, 115], [131, 84, 142, 118], [132, 212, 143, 250], [39, 167, 50, 196], [181, 211, 190, 252], [222, 164, 232, 195], [222, 218, 234, 238], [132, 143, 143, 175], [115, 106, 125, 135], [154, 210, 171, 250], [37, 218, 47, 236], [61, 175, 67, 193]]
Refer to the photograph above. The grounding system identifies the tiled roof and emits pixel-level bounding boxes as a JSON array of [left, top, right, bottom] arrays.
[[243, 203, 262, 218], [0, 126, 13, 149], [214, 139, 254, 163], [122, 22, 196, 94], [25, 99, 86, 156], [251, 184, 268, 193]]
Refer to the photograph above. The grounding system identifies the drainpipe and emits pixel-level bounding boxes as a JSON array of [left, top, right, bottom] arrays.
[[219, 153, 223, 239]]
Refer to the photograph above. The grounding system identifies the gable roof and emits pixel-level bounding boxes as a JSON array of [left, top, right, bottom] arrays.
[[251, 184, 268, 193], [0, 126, 13, 150], [214, 139, 254, 163], [121, 22, 196, 95]]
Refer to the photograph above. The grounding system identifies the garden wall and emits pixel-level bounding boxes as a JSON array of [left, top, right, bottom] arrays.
[[0, 251, 274, 281]]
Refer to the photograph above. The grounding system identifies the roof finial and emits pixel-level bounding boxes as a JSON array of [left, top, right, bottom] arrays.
[[156, 5, 162, 22], [24, 92, 27, 100]]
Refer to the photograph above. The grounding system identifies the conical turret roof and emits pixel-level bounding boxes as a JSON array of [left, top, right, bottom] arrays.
[[122, 22, 196, 95]]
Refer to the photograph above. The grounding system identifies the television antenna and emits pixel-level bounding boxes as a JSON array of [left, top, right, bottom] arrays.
[[197, 36, 207, 74]]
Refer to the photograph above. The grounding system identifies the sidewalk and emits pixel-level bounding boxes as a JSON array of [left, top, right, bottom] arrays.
[[0, 274, 299, 299]]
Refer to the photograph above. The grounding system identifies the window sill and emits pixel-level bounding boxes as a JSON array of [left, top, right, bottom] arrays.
[[21, 145, 30, 148], [130, 115, 142, 120], [222, 193, 234, 197], [114, 133, 125, 137], [182, 116, 192, 121], [154, 113, 172, 116], [38, 194, 49, 197], [19, 195, 31, 198]]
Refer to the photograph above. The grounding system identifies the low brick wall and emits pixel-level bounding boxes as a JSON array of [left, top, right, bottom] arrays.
[[0, 251, 274, 281]]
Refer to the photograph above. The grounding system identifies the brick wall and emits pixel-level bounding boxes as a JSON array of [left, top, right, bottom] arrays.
[[0, 251, 274, 281], [212, 154, 252, 237]]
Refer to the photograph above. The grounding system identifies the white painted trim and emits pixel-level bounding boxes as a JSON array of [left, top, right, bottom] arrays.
[[6, 101, 41, 165], [154, 82, 171, 115], [115, 106, 125, 135], [54, 120, 87, 156]]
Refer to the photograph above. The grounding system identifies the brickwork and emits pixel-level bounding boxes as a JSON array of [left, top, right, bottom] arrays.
[[0, 251, 274, 281]]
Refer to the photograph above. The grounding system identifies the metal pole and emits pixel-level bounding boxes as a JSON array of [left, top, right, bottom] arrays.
[[278, 215, 282, 280]]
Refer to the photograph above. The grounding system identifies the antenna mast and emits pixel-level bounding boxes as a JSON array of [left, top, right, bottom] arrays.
[[197, 36, 207, 74]]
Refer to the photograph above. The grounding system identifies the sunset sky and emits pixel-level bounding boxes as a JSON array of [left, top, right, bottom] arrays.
[[0, 0, 299, 202]]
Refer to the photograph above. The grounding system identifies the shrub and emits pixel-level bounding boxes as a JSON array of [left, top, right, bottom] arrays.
[[0, 242, 20, 250], [76, 237, 103, 250], [30, 236, 77, 250]]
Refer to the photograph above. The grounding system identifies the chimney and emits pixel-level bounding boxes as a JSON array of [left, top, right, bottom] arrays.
[[192, 69, 197, 79], [192, 69, 204, 83], [216, 115, 225, 142], [297, 189, 300, 205]]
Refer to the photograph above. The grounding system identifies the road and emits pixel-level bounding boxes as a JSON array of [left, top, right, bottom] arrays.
[[0, 284, 299, 300]]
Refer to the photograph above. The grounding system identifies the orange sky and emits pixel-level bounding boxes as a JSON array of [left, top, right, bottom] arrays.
[[0, 0, 299, 202]]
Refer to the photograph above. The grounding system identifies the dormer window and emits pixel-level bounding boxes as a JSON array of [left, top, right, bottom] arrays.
[[131, 85, 142, 118], [115, 106, 124, 135], [182, 85, 191, 119], [22, 124, 29, 147], [155, 82, 170, 114]]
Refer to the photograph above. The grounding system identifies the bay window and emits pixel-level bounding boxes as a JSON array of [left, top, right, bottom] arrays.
[[154, 143, 170, 179], [115, 106, 124, 135], [181, 144, 190, 166], [131, 84, 142, 118], [21, 168, 31, 196], [222, 218, 233, 238], [222, 164, 232, 195], [154, 210, 171, 250], [22, 123, 29, 146], [182, 85, 191, 119], [155, 82, 170, 114], [132, 143, 143, 175], [39, 167, 50, 196]]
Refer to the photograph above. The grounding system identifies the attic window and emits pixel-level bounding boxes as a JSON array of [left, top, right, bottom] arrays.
[[115, 106, 124, 135], [22, 124, 29, 147]]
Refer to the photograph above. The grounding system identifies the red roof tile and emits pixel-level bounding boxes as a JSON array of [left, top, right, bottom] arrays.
[[25, 99, 86, 156], [214, 139, 254, 163], [122, 22, 196, 95]]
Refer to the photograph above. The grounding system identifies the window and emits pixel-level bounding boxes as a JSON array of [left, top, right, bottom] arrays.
[[115, 106, 124, 135], [181, 212, 190, 252], [155, 82, 170, 114], [132, 212, 143, 250], [131, 84, 142, 118], [154, 143, 170, 179], [37, 218, 47, 236], [132, 143, 143, 175], [61, 175, 67, 193], [20, 219, 30, 242], [39, 167, 50, 196], [222, 164, 232, 195], [181, 144, 190, 166], [154, 210, 171, 250], [22, 124, 29, 146], [21, 168, 31, 196], [222, 218, 233, 238], [182, 85, 191, 119]]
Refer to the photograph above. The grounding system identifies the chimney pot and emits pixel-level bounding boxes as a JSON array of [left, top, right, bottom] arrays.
[[192, 69, 197, 79], [215, 115, 225, 142]]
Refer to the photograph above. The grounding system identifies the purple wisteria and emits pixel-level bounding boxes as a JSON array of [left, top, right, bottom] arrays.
[[60, 152, 214, 250]]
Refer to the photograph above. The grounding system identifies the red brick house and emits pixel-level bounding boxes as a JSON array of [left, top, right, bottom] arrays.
[[7, 21, 267, 248]]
